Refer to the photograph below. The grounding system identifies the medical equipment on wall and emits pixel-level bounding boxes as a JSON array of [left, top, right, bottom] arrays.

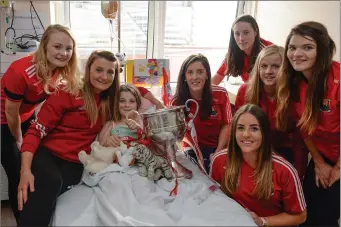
[[1, 1, 43, 55], [1, 1, 16, 54]]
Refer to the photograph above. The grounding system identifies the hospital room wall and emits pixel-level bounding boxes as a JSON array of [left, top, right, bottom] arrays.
[[253, 1, 340, 61]]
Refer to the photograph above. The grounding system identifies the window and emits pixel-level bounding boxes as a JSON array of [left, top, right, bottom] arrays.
[[68, 1, 149, 60], [53, 1, 239, 90], [163, 1, 238, 82]]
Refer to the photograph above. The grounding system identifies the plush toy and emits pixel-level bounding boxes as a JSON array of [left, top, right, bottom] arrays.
[[115, 142, 135, 168], [115, 52, 127, 73], [132, 142, 174, 181], [78, 141, 135, 175]]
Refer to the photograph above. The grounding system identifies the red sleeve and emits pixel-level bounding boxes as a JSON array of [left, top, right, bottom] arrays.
[[234, 84, 247, 111], [219, 88, 232, 124], [2, 64, 27, 102], [261, 38, 273, 46], [136, 86, 150, 97], [216, 59, 227, 76], [279, 160, 307, 214], [21, 90, 71, 154], [209, 151, 227, 184]]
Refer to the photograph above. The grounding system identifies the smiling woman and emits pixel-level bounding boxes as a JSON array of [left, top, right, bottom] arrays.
[[17, 50, 121, 226], [276, 21, 340, 227], [286, 35, 317, 79], [234, 45, 308, 181], [170, 54, 233, 173], [212, 14, 273, 85], [210, 104, 307, 227], [89, 57, 118, 94], [0, 24, 80, 224], [45, 32, 75, 69]]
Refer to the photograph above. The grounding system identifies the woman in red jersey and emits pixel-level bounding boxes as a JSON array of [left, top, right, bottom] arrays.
[[136, 86, 165, 110], [0, 24, 80, 222], [212, 14, 272, 85], [17, 50, 121, 226], [276, 21, 340, 226], [170, 54, 233, 173], [234, 45, 308, 181], [210, 104, 307, 227]]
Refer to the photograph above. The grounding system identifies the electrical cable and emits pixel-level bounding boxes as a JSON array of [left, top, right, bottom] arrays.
[[30, 3, 38, 37], [29, 1, 45, 31], [2, 1, 45, 52]]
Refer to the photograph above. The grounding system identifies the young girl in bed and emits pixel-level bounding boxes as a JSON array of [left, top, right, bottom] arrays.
[[98, 84, 148, 148]]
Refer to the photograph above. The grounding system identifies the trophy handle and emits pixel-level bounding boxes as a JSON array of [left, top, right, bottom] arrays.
[[185, 99, 199, 119]]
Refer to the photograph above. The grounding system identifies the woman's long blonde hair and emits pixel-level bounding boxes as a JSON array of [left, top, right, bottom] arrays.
[[275, 21, 336, 134], [245, 45, 284, 105], [222, 104, 273, 200], [82, 50, 121, 126], [33, 24, 82, 95]]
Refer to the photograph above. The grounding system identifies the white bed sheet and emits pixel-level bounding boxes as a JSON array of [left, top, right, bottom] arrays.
[[53, 153, 256, 226]]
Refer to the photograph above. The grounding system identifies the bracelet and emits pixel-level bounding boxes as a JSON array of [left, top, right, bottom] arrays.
[[260, 217, 268, 227]]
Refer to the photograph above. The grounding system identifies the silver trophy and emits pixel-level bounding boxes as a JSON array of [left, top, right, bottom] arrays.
[[127, 100, 198, 179]]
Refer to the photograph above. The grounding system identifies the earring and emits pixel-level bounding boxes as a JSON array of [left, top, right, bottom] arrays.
[[184, 79, 187, 82]]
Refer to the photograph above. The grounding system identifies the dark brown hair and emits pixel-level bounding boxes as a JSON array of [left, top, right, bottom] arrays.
[[222, 104, 273, 200], [226, 14, 261, 77], [173, 54, 213, 120], [276, 21, 336, 134]]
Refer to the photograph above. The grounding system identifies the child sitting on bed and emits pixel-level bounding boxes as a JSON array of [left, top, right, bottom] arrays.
[[98, 85, 174, 181], [98, 84, 149, 147]]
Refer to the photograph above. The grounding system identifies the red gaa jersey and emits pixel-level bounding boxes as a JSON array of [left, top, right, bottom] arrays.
[[294, 61, 340, 163], [216, 38, 273, 82], [1, 55, 53, 124], [21, 89, 104, 163], [235, 84, 308, 180], [170, 85, 232, 148], [235, 84, 295, 150], [210, 151, 306, 217]]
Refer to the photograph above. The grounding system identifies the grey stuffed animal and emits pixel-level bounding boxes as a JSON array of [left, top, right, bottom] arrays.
[[132, 143, 174, 181]]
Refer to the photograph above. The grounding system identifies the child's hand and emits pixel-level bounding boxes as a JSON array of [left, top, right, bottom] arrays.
[[105, 135, 122, 147], [125, 119, 140, 130]]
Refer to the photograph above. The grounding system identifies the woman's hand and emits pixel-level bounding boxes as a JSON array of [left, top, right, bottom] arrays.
[[17, 170, 35, 211], [328, 165, 340, 187], [125, 119, 139, 130], [105, 135, 122, 147], [16, 136, 23, 150], [314, 161, 332, 188], [247, 210, 265, 227]]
